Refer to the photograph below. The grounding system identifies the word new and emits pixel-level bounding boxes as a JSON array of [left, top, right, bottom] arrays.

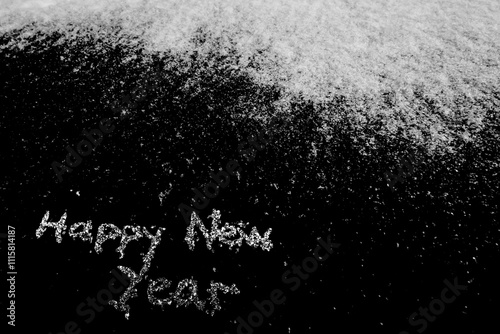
[[185, 209, 273, 252], [35, 209, 273, 319]]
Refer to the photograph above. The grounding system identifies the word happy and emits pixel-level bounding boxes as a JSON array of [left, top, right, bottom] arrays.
[[35, 209, 273, 319]]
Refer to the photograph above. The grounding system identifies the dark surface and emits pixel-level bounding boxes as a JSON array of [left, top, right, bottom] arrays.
[[1, 26, 500, 334]]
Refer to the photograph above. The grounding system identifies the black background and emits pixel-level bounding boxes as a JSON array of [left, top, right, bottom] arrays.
[[1, 24, 500, 334]]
